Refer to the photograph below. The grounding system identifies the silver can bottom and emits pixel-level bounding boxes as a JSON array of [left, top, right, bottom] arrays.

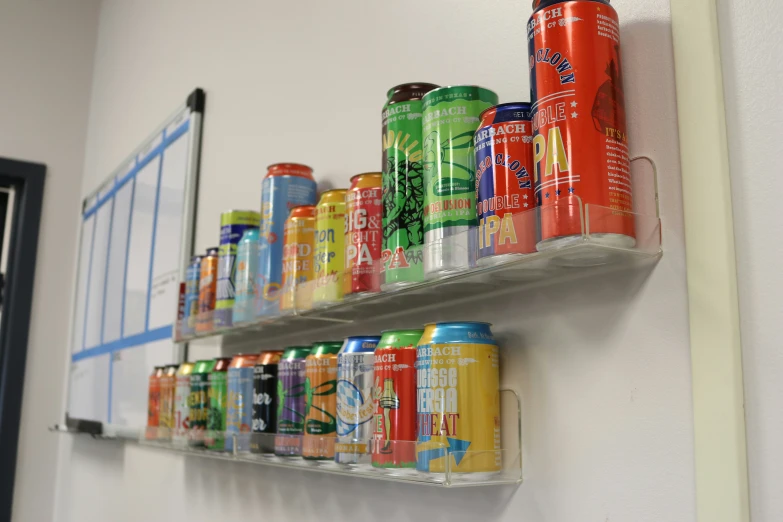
[[424, 226, 477, 277]]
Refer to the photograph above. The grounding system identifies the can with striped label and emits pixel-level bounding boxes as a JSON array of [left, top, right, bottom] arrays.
[[215, 211, 260, 328], [275, 346, 311, 456], [183, 256, 202, 336], [416, 322, 500, 475], [196, 248, 218, 333]]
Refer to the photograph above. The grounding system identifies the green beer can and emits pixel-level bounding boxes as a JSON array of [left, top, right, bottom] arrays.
[[188, 359, 215, 447], [421, 86, 498, 277], [206, 357, 232, 450], [381, 83, 439, 290]]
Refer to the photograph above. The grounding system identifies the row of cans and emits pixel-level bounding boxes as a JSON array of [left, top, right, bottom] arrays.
[[149, 321, 501, 473], [179, 0, 631, 330]]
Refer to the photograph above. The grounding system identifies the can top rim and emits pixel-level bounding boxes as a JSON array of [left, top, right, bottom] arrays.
[[385, 82, 441, 100], [424, 321, 493, 327], [319, 188, 347, 196], [479, 102, 533, 120], [350, 172, 382, 182], [220, 209, 260, 215], [380, 328, 425, 334], [422, 85, 497, 99], [343, 335, 382, 340], [205, 247, 218, 254], [212, 356, 233, 360], [266, 162, 313, 171]]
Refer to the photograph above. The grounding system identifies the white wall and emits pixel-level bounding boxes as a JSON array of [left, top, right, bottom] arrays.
[[53, 1, 698, 522], [718, 1, 783, 521], [0, 0, 101, 521]]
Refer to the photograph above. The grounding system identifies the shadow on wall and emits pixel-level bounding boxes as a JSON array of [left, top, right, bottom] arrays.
[[182, 457, 518, 521]]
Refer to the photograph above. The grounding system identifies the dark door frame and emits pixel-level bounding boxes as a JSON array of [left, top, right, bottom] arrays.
[[0, 157, 45, 522]]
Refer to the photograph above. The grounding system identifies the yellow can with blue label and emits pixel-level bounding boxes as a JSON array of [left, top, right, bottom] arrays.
[[416, 321, 500, 474]]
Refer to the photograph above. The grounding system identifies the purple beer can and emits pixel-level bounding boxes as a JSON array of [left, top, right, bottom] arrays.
[[274, 346, 311, 456]]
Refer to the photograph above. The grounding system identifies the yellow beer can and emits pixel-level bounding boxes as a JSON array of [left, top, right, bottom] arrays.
[[312, 189, 346, 306], [416, 322, 500, 475]]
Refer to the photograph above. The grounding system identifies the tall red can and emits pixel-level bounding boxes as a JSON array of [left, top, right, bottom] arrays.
[[371, 329, 422, 471], [528, 0, 633, 250], [475, 103, 537, 265], [344, 173, 382, 297]]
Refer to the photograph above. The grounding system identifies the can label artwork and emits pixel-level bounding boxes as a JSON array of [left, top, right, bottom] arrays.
[[232, 230, 259, 324], [147, 374, 161, 428], [226, 366, 254, 452], [173, 373, 191, 441], [197, 253, 218, 332], [372, 346, 418, 468], [258, 174, 318, 316], [188, 372, 209, 446], [158, 371, 176, 438], [422, 87, 498, 275], [251, 363, 278, 453], [275, 358, 307, 455], [528, 0, 633, 246], [345, 179, 382, 296], [416, 341, 500, 473], [302, 356, 338, 459], [475, 105, 537, 260], [184, 258, 201, 334], [215, 211, 260, 328], [280, 209, 315, 312], [335, 352, 376, 463], [382, 99, 427, 287], [312, 193, 346, 306], [206, 371, 228, 449]]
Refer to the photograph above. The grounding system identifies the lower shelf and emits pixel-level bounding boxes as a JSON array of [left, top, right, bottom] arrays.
[[51, 425, 522, 488]]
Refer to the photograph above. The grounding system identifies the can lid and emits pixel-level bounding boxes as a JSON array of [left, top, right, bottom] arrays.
[[240, 228, 260, 241], [385, 83, 440, 103], [266, 163, 314, 179], [220, 210, 261, 227], [479, 102, 533, 123], [205, 247, 219, 256], [190, 255, 203, 263], [532, 0, 610, 12], [349, 172, 382, 183], [319, 188, 347, 195], [288, 205, 316, 219], [309, 341, 343, 356]]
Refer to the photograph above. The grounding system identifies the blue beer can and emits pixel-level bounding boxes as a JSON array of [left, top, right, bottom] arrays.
[[335, 335, 380, 464], [225, 353, 258, 452], [215, 210, 261, 328], [232, 229, 260, 324], [183, 255, 202, 336], [257, 164, 317, 316]]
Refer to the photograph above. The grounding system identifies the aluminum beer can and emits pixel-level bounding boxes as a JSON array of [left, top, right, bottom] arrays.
[[475, 103, 537, 264], [147, 366, 164, 436], [345, 173, 383, 297], [275, 346, 311, 456], [302, 341, 342, 460], [335, 336, 380, 464], [173, 362, 194, 442], [381, 83, 439, 290], [250, 351, 283, 454], [232, 229, 260, 324], [188, 359, 215, 447], [197, 247, 219, 333], [312, 190, 347, 307], [225, 353, 258, 452], [371, 329, 423, 470], [528, 0, 633, 250], [158, 364, 178, 440], [422, 86, 498, 277], [183, 256, 202, 336], [215, 211, 261, 328], [258, 164, 318, 316], [280, 205, 316, 313], [206, 357, 232, 450], [416, 322, 500, 475]]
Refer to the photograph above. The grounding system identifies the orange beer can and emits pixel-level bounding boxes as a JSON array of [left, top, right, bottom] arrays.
[[146, 366, 165, 439], [302, 341, 342, 460], [196, 247, 219, 332], [280, 205, 316, 312], [158, 364, 178, 440], [528, 0, 633, 251]]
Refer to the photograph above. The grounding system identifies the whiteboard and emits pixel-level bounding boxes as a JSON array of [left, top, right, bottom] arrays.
[[66, 89, 204, 424]]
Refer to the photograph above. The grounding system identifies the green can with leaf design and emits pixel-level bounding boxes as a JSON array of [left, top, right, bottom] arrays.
[[421, 86, 499, 277], [381, 83, 439, 290], [302, 341, 342, 460]]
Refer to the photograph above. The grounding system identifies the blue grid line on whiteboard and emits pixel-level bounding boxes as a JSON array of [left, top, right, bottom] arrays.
[[145, 128, 166, 332], [72, 118, 190, 365]]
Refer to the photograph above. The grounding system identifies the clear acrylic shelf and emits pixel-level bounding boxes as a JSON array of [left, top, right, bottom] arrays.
[[52, 390, 523, 488]]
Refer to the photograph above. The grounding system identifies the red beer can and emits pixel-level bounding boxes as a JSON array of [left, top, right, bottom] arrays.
[[371, 329, 422, 471], [528, 0, 633, 250], [475, 103, 537, 265], [344, 173, 382, 296]]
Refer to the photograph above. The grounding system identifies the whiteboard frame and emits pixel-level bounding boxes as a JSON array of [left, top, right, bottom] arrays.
[[60, 89, 204, 427]]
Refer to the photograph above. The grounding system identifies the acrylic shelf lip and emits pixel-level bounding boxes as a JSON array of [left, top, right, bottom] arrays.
[[49, 428, 523, 488]]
